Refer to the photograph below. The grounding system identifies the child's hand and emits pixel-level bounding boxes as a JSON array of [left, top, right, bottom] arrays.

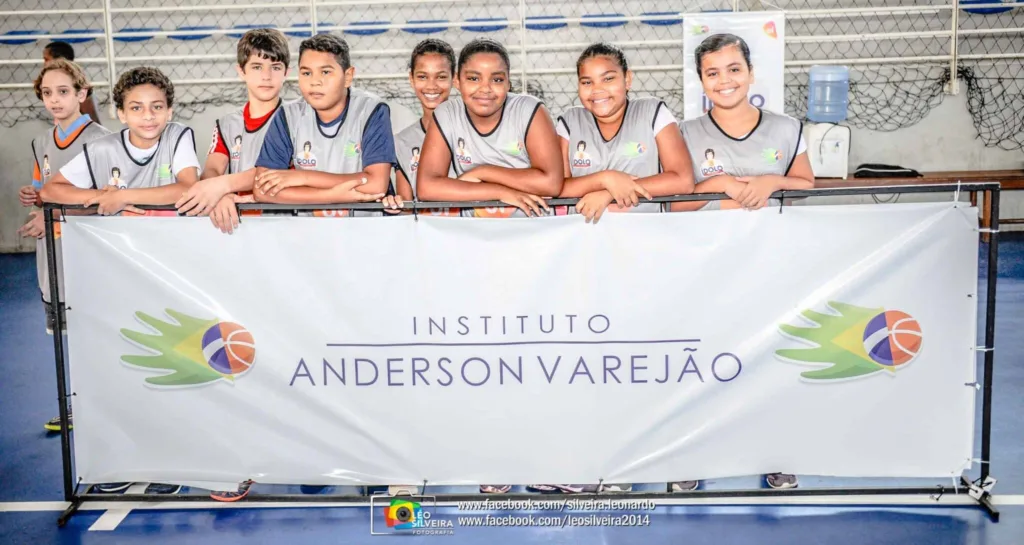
[[601, 171, 651, 208], [498, 187, 549, 217], [176, 177, 229, 216], [17, 210, 45, 239], [255, 169, 306, 197], [577, 190, 615, 224], [210, 194, 240, 234], [19, 185, 39, 207], [330, 178, 385, 203], [83, 189, 143, 216], [380, 195, 405, 214], [734, 176, 777, 210], [458, 173, 482, 183]]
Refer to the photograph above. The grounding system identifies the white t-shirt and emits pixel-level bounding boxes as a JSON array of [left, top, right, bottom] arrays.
[[59, 129, 201, 189], [555, 106, 678, 141]]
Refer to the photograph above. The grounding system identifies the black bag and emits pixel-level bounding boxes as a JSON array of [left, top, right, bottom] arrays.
[[854, 163, 923, 178]]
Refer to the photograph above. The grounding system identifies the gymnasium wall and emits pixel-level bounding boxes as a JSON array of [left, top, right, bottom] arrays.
[[1, 0, 1022, 251]]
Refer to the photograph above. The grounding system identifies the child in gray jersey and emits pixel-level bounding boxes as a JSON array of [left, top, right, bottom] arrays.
[[669, 34, 814, 493], [18, 59, 111, 434], [416, 38, 563, 219], [673, 33, 813, 213], [556, 42, 694, 223], [386, 38, 460, 217]]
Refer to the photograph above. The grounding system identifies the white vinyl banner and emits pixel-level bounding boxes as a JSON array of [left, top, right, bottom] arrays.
[[683, 12, 786, 119], [62, 203, 978, 488]]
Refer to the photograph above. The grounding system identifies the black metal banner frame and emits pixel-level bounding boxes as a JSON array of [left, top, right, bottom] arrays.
[[42, 183, 1002, 526]]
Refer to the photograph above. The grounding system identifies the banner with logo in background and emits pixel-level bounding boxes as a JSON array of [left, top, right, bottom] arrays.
[[683, 12, 786, 119], [61, 203, 978, 488]]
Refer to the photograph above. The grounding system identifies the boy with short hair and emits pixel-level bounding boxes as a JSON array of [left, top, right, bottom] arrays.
[[175, 28, 291, 232], [17, 59, 111, 433], [250, 34, 392, 209], [43, 41, 102, 126], [40, 66, 198, 496], [41, 67, 200, 212]]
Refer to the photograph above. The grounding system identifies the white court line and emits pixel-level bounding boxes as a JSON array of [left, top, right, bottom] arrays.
[[2, 495, 1024, 513], [88, 508, 132, 531]]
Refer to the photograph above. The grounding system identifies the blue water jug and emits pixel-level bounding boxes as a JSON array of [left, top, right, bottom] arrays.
[[807, 65, 849, 123]]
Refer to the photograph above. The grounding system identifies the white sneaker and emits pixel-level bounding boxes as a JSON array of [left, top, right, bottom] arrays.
[[388, 484, 420, 496]]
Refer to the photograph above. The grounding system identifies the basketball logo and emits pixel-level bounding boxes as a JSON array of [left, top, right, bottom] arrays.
[[776, 301, 925, 381], [202, 322, 256, 376], [120, 309, 259, 387], [862, 311, 921, 367]]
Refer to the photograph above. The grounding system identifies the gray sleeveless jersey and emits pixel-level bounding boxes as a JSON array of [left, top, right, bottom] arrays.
[[432, 93, 546, 218], [280, 90, 386, 217], [558, 97, 666, 214], [394, 120, 459, 216], [31, 120, 111, 303], [32, 120, 110, 187], [680, 109, 802, 184], [216, 102, 280, 173], [85, 122, 192, 190]]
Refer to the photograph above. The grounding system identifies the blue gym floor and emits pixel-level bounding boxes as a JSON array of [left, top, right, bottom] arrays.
[[2, 235, 1023, 543]]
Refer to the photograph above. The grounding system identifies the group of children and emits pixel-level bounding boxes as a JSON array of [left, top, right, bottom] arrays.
[[18, 29, 814, 500]]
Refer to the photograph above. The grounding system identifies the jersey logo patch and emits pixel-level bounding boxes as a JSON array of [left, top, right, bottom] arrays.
[[455, 137, 473, 166], [571, 141, 592, 169], [231, 135, 243, 161], [621, 141, 647, 158], [762, 148, 782, 165], [344, 141, 361, 158], [295, 141, 318, 169], [409, 147, 421, 172], [700, 148, 726, 178], [158, 164, 172, 181], [42, 155, 51, 178], [502, 140, 524, 156], [109, 167, 125, 189]]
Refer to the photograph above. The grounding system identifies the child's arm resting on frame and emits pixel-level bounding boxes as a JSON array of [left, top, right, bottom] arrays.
[[457, 106, 563, 197], [559, 123, 695, 208], [734, 153, 815, 210], [252, 163, 389, 203], [84, 166, 199, 215], [177, 168, 258, 216], [39, 173, 103, 205], [415, 122, 548, 216], [252, 175, 385, 204]]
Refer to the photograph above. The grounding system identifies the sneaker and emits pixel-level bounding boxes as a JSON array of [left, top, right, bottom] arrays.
[[525, 484, 586, 494], [479, 485, 512, 494], [765, 473, 798, 489], [92, 482, 132, 494], [211, 480, 253, 502], [388, 484, 420, 496], [145, 483, 182, 495], [667, 481, 700, 493], [43, 411, 72, 432]]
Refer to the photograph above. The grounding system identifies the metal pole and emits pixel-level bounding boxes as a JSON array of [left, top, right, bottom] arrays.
[[310, 0, 318, 35], [980, 186, 999, 483], [44, 207, 74, 502], [948, 0, 960, 94], [518, 0, 528, 94], [102, 0, 117, 120]]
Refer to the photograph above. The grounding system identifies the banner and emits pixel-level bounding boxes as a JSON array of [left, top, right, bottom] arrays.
[[62, 203, 978, 487], [683, 12, 786, 119]]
